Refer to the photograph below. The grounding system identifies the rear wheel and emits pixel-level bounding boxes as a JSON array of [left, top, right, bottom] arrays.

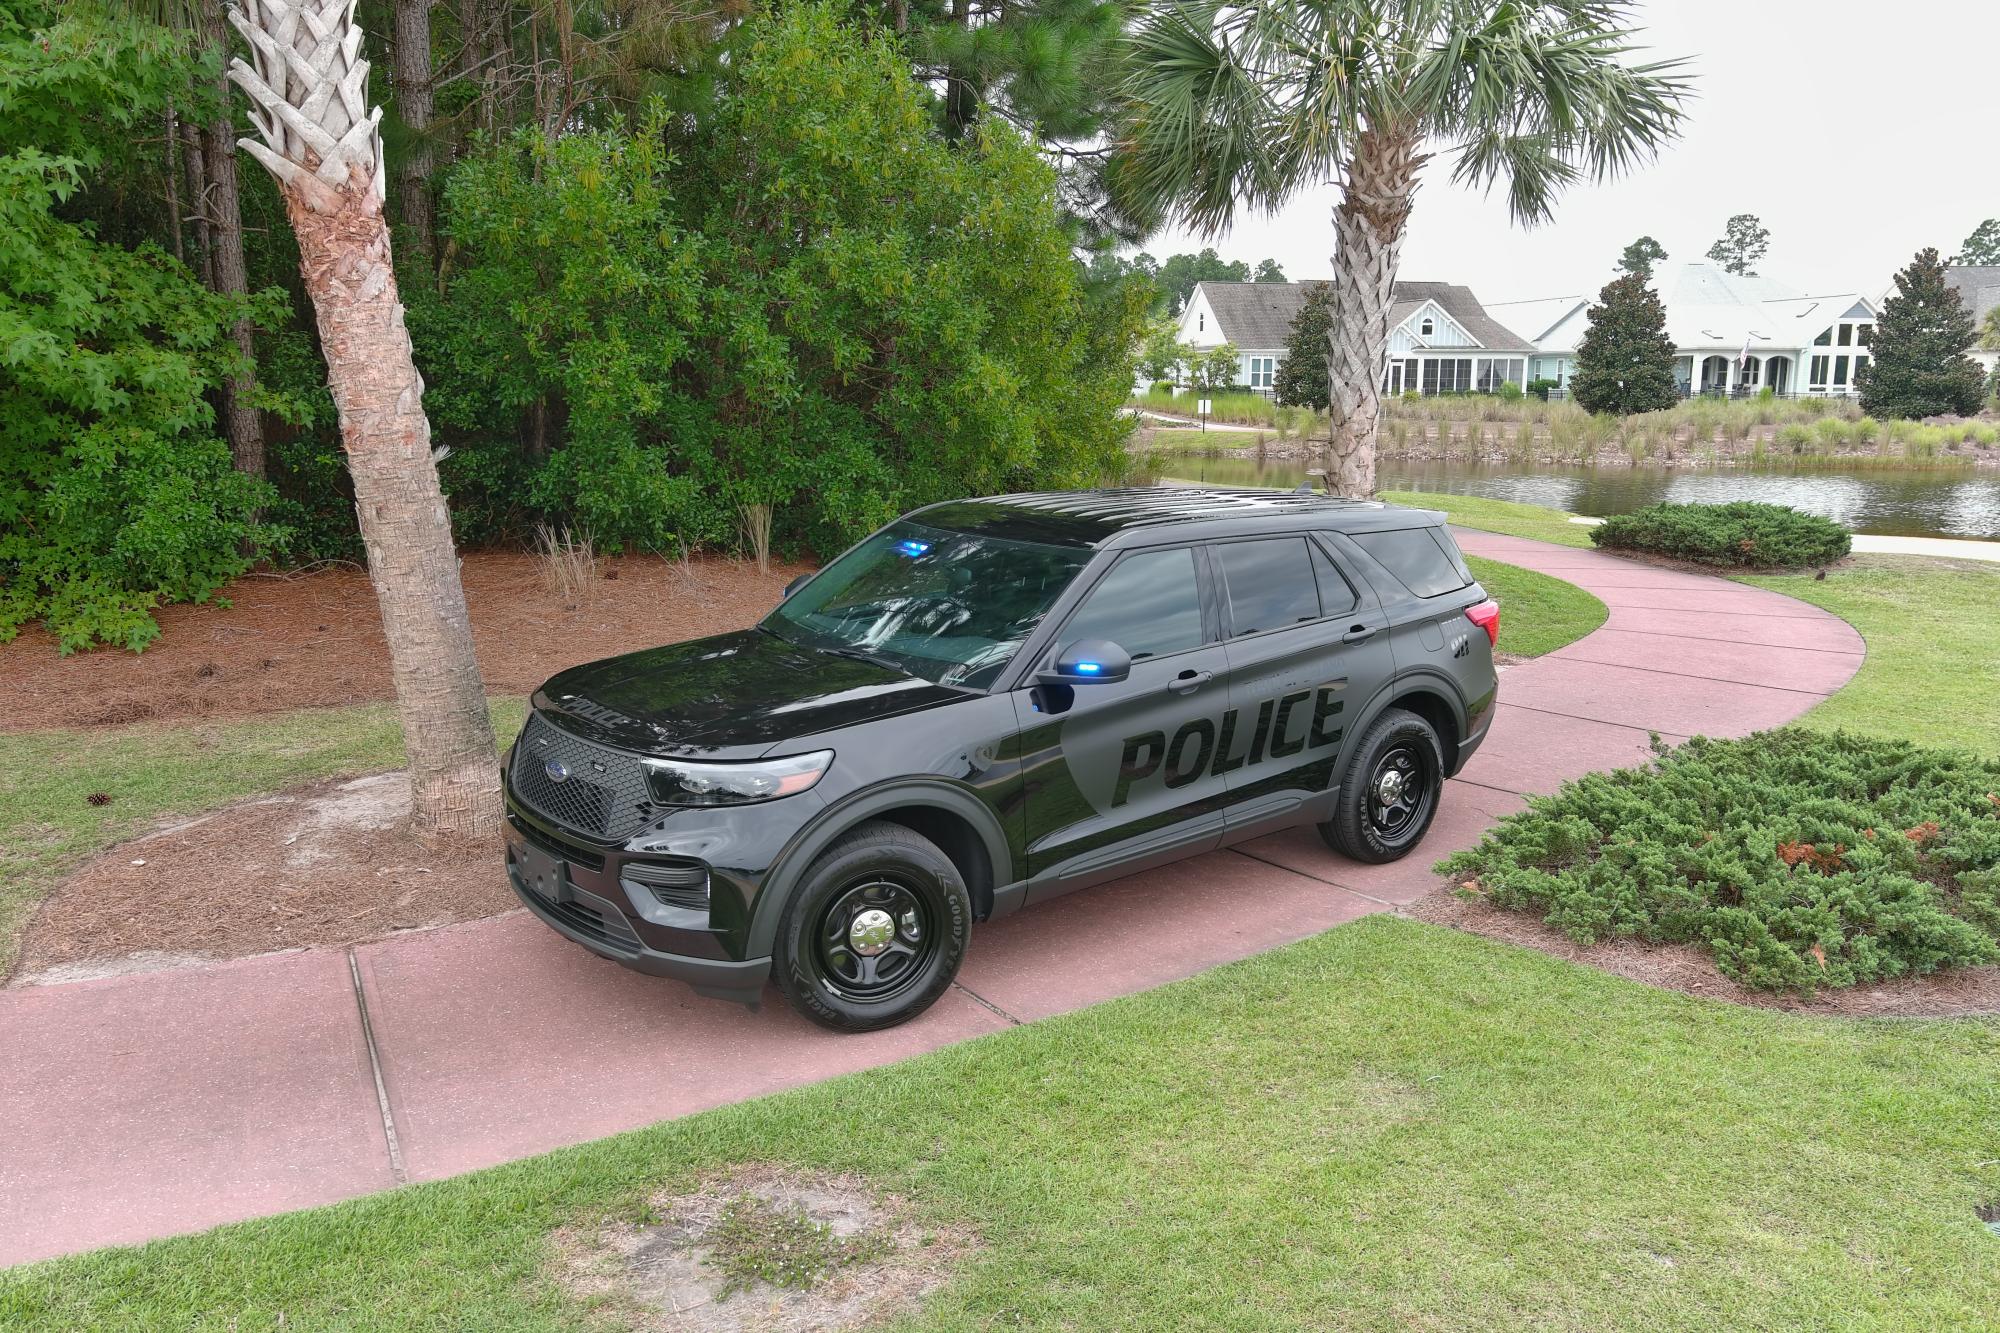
[[1319, 707, 1445, 864], [773, 821, 969, 1032]]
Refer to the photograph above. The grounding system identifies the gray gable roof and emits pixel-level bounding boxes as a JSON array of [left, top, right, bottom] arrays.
[[1945, 265, 2000, 324], [1195, 280, 1534, 353]]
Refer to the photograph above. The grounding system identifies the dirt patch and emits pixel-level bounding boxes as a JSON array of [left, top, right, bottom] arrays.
[[12, 772, 512, 981], [1407, 889, 2000, 1019], [553, 1166, 971, 1332], [0, 552, 810, 732]]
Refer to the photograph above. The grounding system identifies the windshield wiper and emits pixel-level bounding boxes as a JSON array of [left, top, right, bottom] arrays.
[[815, 645, 909, 674]]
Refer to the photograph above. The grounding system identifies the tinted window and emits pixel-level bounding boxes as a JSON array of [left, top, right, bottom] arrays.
[[1217, 538, 1321, 636], [1310, 541, 1358, 616], [1061, 548, 1204, 660], [1353, 528, 1470, 599]]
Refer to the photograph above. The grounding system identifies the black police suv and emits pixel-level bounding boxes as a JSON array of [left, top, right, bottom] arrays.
[[502, 488, 1499, 1031]]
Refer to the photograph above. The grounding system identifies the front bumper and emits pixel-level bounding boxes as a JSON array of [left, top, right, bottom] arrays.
[[504, 850, 769, 1006]]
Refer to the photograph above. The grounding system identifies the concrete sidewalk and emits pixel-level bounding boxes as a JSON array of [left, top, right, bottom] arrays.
[[0, 531, 1865, 1268]]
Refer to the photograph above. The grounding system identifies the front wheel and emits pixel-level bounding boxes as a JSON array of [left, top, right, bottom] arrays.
[[772, 821, 970, 1032], [1318, 707, 1445, 864]]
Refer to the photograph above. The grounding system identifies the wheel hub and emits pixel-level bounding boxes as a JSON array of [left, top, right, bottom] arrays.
[[1375, 768, 1406, 806], [848, 908, 896, 956]]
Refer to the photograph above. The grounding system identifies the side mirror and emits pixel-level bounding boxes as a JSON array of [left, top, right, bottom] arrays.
[[783, 574, 810, 599], [1039, 638, 1131, 685]]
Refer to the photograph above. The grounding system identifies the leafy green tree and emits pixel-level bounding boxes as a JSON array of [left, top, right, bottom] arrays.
[[1705, 213, 1769, 275], [1153, 248, 1249, 314], [1181, 343, 1239, 394], [1857, 248, 1988, 419], [1569, 272, 1678, 416], [1273, 281, 1333, 410], [1135, 318, 1184, 383], [1950, 218, 2000, 267], [1252, 258, 1287, 283], [1114, 1, 1690, 496], [415, 4, 1138, 555], [0, 0, 280, 651], [1984, 306, 2000, 352], [1618, 236, 1667, 279]]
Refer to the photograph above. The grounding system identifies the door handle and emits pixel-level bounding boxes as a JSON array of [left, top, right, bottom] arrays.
[[1341, 624, 1379, 644], [1167, 669, 1213, 694]]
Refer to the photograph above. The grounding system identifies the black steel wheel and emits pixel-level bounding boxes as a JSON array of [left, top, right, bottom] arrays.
[[1319, 707, 1446, 864], [774, 821, 969, 1032]]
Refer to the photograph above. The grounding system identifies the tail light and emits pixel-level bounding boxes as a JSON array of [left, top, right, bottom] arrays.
[[1464, 599, 1500, 647]]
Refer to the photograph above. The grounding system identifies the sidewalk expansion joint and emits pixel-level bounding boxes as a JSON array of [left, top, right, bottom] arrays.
[[952, 981, 1022, 1026], [347, 948, 408, 1186], [1224, 847, 1401, 911]]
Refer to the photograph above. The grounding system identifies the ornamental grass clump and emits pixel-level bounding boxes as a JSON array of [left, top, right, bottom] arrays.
[[1590, 500, 1849, 569], [1438, 730, 2000, 993]]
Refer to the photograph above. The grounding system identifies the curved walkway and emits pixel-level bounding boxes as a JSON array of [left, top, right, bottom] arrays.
[[0, 533, 1864, 1268]]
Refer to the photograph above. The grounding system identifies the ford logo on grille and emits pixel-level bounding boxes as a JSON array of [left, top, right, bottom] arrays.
[[544, 759, 571, 784]]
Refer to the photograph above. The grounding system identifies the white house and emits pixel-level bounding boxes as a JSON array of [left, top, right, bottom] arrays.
[[1944, 265, 2000, 378], [1175, 280, 1537, 396], [1491, 263, 1883, 398]]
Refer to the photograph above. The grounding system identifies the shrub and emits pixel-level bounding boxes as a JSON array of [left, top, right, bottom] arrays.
[[1150, 379, 1175, 396], [1498, 380, 1523, 402], [1775, 422, 1813, 451], [1526, 377, 1557, 401], [1438, 731, 2000, 993], [1590, 501, 1850, 569]]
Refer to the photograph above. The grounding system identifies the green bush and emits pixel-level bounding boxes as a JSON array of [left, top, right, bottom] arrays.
[[1438, 730, 2000, 993], [1590, 501, 1850, 569], [1525, 378, 1557, 401]]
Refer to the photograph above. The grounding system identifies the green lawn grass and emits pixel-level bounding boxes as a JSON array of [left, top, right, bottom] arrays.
[[1737, 555, 2000, 756], [0, 700, 528, 976], [1464, 554, 1605, 658], [1381, 490, 1595, 548], [4, 918, 1995, 1329]]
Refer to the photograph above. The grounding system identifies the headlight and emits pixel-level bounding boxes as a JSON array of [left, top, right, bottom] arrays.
[[642, 750, 832, 806]]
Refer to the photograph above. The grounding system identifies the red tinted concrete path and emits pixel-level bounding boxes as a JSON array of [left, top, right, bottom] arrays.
[[0, 531, 1863, 1268]]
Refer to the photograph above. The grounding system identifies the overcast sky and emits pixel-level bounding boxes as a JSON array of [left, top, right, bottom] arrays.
[[1136, 0, 2000, 303]]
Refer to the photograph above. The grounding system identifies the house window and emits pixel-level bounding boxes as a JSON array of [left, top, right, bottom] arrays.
[[1853, 354, 1870, 382], [1420, 316, 1435, 337], [1858, 324, 1873, 346], [1833, 355, 1850, 387], [1838, 324, 1853, 347], [1198, 313, 1204, 333], [1813, 328, 1832, 346], [1248, 355, 1276, 389], [1810, 354, 1829, 387], [1421, 360, 1439, 394]]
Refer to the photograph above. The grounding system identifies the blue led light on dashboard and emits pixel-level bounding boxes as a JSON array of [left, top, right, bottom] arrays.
[[894, 539, 930, 556]]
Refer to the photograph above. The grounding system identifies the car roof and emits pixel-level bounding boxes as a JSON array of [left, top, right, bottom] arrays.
[[908, 487, 1444, 549]]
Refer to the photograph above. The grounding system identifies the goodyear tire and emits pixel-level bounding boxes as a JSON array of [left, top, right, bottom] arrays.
[[773, 820, 970, 1032], [1318, 707, 1445, 864]]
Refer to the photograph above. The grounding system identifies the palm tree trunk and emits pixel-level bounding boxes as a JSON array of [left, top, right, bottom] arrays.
[[1325, 124, 1423, 498], [391, 0, 437, 258], [199, 0, 267, 483], [228, 0, 501, 840]]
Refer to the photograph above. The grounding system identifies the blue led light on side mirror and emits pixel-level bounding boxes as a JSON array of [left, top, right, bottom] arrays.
[[1076, 662, 1102, 674], [1038, 638, 1130, 686]]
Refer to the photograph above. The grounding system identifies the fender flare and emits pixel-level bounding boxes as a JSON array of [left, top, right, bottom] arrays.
[[1347, 667, 1471, 758], [744, 778, 1014, 957]]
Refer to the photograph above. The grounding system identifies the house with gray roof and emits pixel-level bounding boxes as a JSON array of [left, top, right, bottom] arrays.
[[1943, 265, 2000, 377], [1175, 280, 1536, 397]]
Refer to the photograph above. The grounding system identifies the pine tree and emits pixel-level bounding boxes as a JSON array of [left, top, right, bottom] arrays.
[[1570, 272, 1678, 415], [1705, 213, 1769, 275], [1273, 282, 1333, 410], [1618, 236, 1666, 278], [1857, 247, 1988, 419], [1950, 218, 2000, 267]]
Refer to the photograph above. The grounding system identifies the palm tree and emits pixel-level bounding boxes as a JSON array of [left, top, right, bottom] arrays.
[[226, 0, 502, 839], [1114, 1, 1691, 496]]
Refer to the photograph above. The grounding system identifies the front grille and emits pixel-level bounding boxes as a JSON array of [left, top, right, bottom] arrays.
[[623, 860, 711, 912], [519, 878, 643, 954], [511, 713, 654, 839]]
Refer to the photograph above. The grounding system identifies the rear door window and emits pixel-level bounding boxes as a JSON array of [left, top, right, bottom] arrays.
[[1059, 547, 1205, 660], [1352, 528, 1471, 599], [1216, 538, 1321, 636], [1309, 541, 1358, 616]]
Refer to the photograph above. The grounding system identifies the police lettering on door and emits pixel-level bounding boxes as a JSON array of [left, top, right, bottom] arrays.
[[1111, 684, 1345, 807]]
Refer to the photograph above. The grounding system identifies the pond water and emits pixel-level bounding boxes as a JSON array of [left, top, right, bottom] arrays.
[[1136, 450, 2000, 540]]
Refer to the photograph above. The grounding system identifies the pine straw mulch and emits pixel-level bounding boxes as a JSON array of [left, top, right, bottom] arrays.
[[1406, 887, 2000, 1019], [0, 551, 811, 732], [10, 772, 511, 984]]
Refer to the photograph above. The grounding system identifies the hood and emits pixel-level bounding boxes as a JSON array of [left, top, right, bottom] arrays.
[[532, 629, 969, 756]]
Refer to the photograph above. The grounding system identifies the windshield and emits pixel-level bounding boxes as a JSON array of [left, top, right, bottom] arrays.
[[765, 521, 1091, 689]]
